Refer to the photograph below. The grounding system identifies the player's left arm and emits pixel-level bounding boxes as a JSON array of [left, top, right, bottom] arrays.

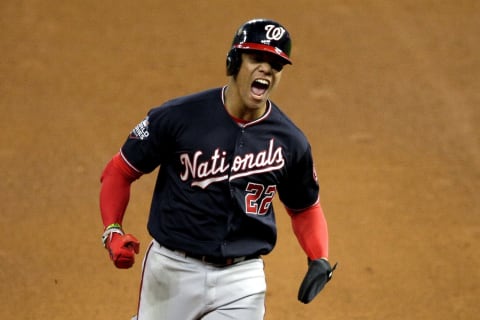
[[286, 200, 328, 260], [287, 202, 337, 303], [279, 142, 337, 302]]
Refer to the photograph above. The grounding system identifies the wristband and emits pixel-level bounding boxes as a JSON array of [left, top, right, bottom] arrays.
[[101, 223, 124, 247]]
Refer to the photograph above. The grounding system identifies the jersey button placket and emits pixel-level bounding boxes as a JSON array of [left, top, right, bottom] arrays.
[[239, 128, 245, 148], [228, 128, 245, 198]]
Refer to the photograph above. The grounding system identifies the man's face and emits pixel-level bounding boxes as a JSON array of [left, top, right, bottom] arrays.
[[234, 51, 286, 110]]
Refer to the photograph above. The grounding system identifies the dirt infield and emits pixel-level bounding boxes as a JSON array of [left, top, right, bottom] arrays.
[[1, 1, 478, 319]]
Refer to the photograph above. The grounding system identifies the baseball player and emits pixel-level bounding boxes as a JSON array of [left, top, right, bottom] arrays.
[[99, 18, 336, 320]]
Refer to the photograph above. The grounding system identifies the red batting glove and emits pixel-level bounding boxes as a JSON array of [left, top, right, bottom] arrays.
[[105, 233, 140, 269]]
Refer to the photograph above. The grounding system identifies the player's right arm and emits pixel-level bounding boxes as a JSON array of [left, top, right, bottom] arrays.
[[100, 106, 171, 268], [99, 151, 143, 268], [100, 151, 143, 226]]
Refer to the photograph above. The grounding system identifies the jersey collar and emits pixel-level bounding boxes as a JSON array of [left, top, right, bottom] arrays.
[[221, 85, 271, 127]]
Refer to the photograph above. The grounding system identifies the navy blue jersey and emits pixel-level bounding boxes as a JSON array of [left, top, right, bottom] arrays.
[[121, 86, 319, 258]]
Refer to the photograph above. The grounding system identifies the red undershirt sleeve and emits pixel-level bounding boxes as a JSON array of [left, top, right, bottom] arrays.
[[286, 201, 329, 260], [99, 152, 143, 228]]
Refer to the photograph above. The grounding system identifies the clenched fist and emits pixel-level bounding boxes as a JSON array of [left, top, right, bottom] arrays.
[[105, 233, 140, 269]]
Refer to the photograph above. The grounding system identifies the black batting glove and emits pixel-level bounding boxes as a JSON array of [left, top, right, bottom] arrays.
[[298, 258, 337, 304]]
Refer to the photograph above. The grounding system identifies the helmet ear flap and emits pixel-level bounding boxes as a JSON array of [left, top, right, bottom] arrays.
[[226, 48, 241, 76]]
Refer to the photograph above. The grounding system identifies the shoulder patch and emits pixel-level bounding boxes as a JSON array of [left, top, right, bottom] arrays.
[[129, 116, 150, 140]]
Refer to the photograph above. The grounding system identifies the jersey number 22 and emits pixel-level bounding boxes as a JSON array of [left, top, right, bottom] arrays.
[[245, 182, 277, 215]]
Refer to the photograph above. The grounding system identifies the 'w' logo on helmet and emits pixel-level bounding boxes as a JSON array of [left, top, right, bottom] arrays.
[[265, 25, 286, 41]]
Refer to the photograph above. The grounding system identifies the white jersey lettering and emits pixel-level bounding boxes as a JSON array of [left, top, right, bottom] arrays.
[[180, 139, 285, 188]]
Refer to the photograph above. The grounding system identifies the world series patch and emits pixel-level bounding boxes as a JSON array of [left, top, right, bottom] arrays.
[[130, 116, 150, 140]]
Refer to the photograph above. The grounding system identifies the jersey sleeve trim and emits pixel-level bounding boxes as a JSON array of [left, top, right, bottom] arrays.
[[120, 149, 144, 174], [284, 196, 320, 213]]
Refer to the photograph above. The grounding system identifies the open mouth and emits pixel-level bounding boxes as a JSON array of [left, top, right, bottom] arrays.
[[251, 79, 270, 97]]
